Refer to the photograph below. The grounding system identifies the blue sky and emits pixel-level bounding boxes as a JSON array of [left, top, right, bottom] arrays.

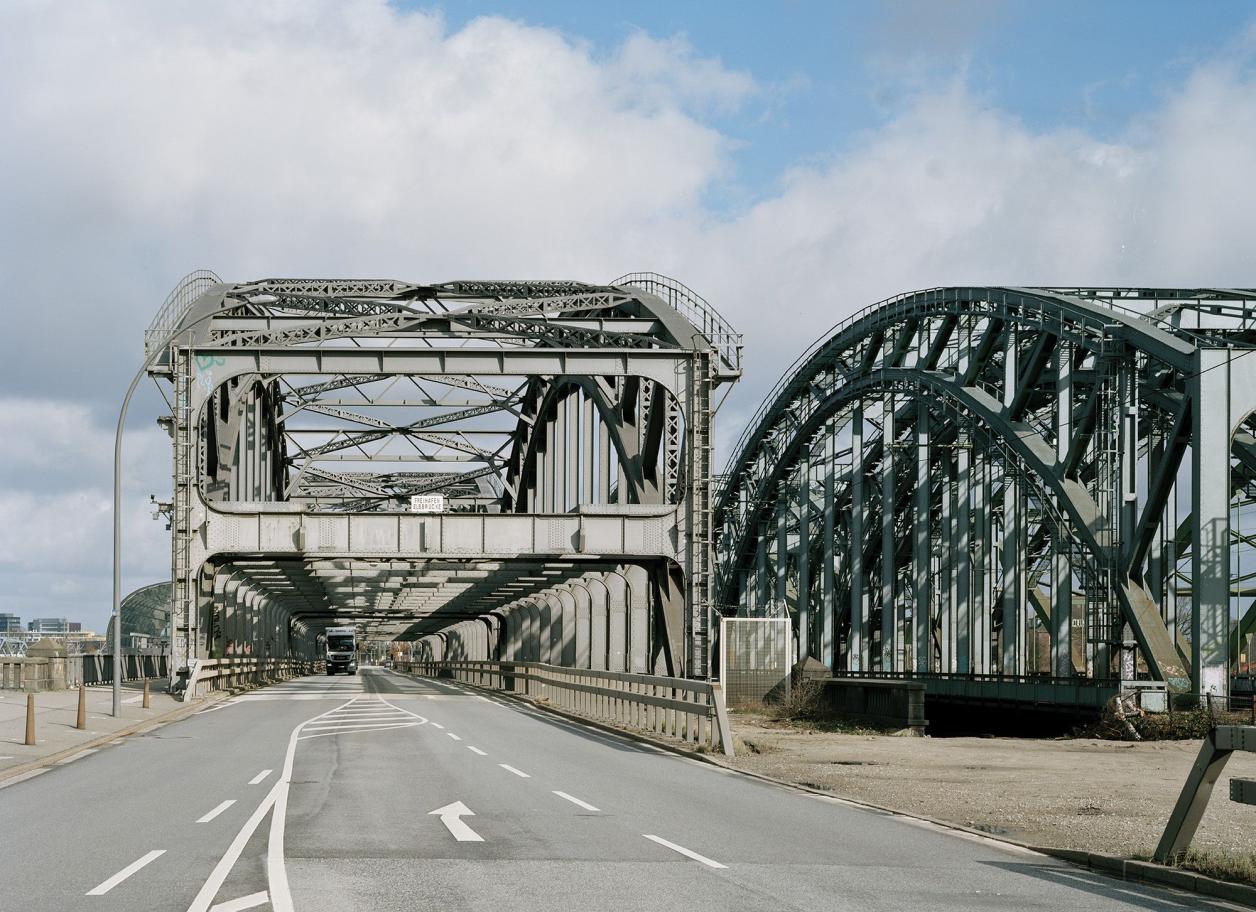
[[2, 0, 1256, 631], [423, 0, 1256, 209]]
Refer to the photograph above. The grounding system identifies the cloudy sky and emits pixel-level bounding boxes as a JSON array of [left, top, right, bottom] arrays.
[[2, 0, 1255, 634]]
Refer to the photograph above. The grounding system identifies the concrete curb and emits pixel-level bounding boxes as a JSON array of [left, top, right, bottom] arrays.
[[0, 689, 233, 785], [415, 672, 1256, 910]]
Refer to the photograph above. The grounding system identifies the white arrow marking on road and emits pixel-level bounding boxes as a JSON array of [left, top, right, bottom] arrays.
[[429, 801, 484, 842]]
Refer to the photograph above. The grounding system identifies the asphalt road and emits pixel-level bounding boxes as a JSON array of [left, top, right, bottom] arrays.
[[1, 667, 1239, 912]]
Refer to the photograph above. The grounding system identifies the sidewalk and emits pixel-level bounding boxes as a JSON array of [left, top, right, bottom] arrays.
[[0, 682, 193, 778]]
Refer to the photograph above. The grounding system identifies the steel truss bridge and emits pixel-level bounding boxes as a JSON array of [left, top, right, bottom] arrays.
[[716, 286, 1256, 699], [146, 276, 1256, 703], [146, 271, 739, 682]]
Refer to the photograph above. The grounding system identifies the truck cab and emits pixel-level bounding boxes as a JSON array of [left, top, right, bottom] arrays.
[[325, 626, 358, 675]]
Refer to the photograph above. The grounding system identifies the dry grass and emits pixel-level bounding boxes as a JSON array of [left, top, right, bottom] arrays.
[[1154, 848, 1256, 886]]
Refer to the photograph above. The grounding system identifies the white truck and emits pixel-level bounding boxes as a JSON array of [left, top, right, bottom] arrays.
[[324, 626, 358, 676]]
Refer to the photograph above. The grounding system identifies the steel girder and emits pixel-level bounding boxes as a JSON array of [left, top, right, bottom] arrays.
[[716, 286, 1256, 697], [146, 271, 737, 681]]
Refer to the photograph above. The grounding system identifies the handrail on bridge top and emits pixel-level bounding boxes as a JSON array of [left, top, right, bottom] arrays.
[[614, 272, 743, 376]]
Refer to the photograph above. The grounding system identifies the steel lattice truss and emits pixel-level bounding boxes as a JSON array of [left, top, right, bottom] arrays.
[[716, 286, 1256, 697], [147, 271, 739, 679]]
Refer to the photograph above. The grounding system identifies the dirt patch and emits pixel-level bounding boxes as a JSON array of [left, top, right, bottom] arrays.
[[724, 710, 1256, 861]]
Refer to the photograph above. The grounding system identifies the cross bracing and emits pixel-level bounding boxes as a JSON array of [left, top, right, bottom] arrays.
[[715, 286, 1256, 698], [147, 271, 738, 679]]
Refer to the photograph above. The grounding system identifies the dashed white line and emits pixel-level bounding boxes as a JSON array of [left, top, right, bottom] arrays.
[[86, 849, 166, 895], [430, 722, 445, 729], [248, 769, 272, 785], [466, 746, 487, 756], [643, 835, 726, 869], [553, 791, 600, 812], [209, 891, 270, 912], [197, 799, 237, 823], [498, 764, 530, 778], [446, 732, 462, 741]]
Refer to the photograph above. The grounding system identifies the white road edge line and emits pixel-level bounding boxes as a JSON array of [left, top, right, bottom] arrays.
[[0, 768, 47, 789], [466, 746, 487, 756], [86, 849, 166, 895], [643, 835, 727, 869], [553, 790, 600, 812], [209, 891, 270, 912], [197, 800, 237, 823], [57, 748, 99, 764], [498, 763, 530, 778], [446, 732, 462, 741], [249, 769, 273, 786]]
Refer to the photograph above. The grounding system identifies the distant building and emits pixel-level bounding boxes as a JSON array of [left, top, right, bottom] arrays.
[[0, 613, 20, 634], [27, 617, 71, 635]]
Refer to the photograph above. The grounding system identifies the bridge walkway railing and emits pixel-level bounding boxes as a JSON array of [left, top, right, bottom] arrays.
[[396, 659, 734, 757]]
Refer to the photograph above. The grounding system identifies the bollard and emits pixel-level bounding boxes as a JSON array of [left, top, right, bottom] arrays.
[[76, 684, 87, 730], [25, 692, 35, 746], [142, 678, 150, 709]]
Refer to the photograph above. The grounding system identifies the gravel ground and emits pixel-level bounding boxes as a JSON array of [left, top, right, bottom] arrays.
[[724, 711, 1256, 859]]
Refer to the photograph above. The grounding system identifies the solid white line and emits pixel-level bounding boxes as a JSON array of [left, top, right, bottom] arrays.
[[446, 732, 462, 741], [498, 764, 530, 778], [249, 769, 272, 786], [209, 892, 269, 912], [299, 723, 420, 741], [301, 721, 418, 732], [430, 722, 445, 729], [643, 835, 726, 869], [86, 849, 166, 895], [553, 791, 600, 812], [57, 748, 99, 764], [466, 746, 487, 756], [197, 800, 237, 823], [0, 769, 46, 789]]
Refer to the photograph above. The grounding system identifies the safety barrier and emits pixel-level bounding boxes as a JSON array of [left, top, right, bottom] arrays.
[[1155, 725, 1256, 863], [397, 660, 734, 757], [182, 657, 319, 700], [81, 654, 169, 686]]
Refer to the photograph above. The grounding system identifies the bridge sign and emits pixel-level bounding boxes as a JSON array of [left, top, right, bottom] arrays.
[[410, 494, 447, 513]]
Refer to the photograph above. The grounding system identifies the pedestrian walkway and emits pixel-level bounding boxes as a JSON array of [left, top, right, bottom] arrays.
[[0, 681, 186, 777]]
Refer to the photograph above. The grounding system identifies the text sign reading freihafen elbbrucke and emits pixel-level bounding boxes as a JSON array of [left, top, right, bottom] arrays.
[[410, 494, 447, 513]]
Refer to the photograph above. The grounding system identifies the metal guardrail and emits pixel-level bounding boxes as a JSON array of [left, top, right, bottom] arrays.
[[1155, 725, 1256, 863], [182, 657, 318, 700], [397, 660, 734, 757], [145, 268, 222, 356], [615, 272, 743, 376]]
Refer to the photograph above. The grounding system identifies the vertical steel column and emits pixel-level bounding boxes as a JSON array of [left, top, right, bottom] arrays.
[[850, 401, 866, 671], [955, 433, 972, 674], [940, 451, 955, 671], [1053, 342, 1073, 677], [583, 392, 595, 506], [797, 445, 811, 661], [971, 441, 989, 674], [822, 420, 836, 671], [881, 395, 896, 671], [776, 488, 789, 615], [914, 405, 931, 672], [1193, 349, 1232, 695]]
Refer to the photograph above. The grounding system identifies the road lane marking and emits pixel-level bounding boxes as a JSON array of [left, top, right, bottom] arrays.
[[209, 892, 269, 912], [0, 769, 46, 789], [499, 764, 530, 778], [429, 801, 484, 842], [466, 746, 487, 755], [446, 732, 462, 741], [643, 835, 727, 869], [553, 791, 600, 811], [197, 800, 237, 823], [249, 769, 272, 785], [86, 849, 166, 895], [430, 722, 445, 729], [57, 748, 98, 764]]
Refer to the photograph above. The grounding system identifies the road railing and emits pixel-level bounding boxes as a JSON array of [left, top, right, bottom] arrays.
[[182, 656, 319, 700], [397, 660, 734, 757]]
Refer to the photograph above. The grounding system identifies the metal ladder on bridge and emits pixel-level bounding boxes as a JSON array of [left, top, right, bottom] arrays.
[[689, 352, 715, 677]]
